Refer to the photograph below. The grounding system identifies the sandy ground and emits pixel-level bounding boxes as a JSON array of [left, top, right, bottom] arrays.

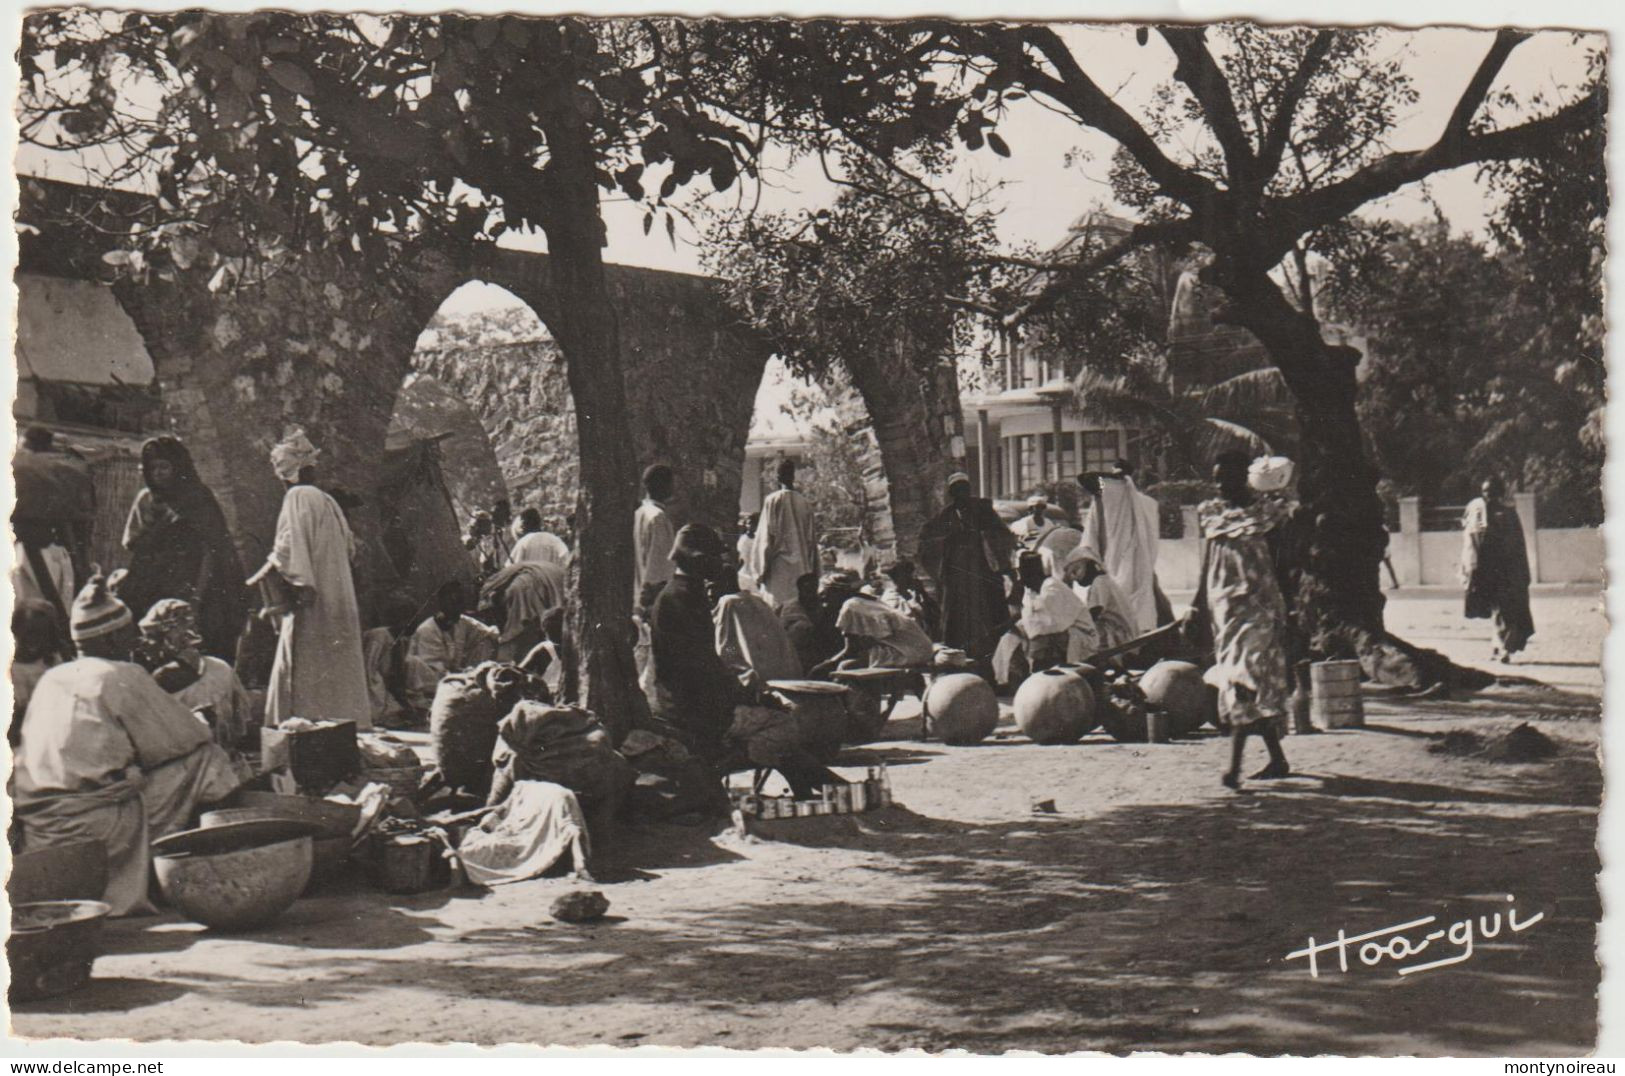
[[9, 589, 1605, 1054]]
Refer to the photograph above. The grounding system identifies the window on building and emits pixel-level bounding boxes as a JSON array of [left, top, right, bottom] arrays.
[[1016, 435, 1037, 488], [1082, 430, 1120, 473], [1039, 433, 1077, 482]]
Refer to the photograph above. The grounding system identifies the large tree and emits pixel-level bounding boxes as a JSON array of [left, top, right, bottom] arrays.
[[703, 165, 999, 555], [709, 21, 1603, 686], [18, 11, 771, 724]]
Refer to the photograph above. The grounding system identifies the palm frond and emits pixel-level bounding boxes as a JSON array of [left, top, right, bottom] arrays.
[[1203, 417, 1274, 456], [1198, 366, 1292, 417]]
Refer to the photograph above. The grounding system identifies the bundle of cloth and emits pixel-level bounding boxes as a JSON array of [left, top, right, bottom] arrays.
[[427, 661, 549, 799], [487, 702, 633, 841]]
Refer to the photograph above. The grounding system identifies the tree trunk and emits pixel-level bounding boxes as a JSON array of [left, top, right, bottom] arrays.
[[844, 331, 967, 559], [534, 116, 647, 741], [1211, 269, 1491, 692]]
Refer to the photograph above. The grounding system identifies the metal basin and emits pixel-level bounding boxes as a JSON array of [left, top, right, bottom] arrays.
[[225, 791, 362, 838], [7, 900, 112, 1002], [153, 833, 314, 932]]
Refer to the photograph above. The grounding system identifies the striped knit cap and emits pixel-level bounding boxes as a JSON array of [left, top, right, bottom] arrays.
[[70, 571, 133, 643]]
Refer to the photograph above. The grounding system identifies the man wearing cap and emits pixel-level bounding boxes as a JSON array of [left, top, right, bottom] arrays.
[[1009, 493, 1059, 553], [650, 523, 839, 799], [13, 575, 240, 916]]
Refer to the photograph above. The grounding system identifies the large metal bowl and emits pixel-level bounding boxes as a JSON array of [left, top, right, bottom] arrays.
[[225, 791, 362, 838], [153, 834, 313, 932], [7, 900, 112, 1002]]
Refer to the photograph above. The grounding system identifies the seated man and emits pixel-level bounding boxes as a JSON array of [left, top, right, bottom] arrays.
[[14, 575, 240, 916], [713, 569, 803, 693], [406, 580, 499, 710], [1062, 550, 1137, 651], [134, 598, 254, 754], [1016, 549, 1098, 672], [778, 572, 832, 675], [878, 558, 940, 638], [812, 584, 935, 677], [651, 524, 838, 799], [362, 591, 419, 728]]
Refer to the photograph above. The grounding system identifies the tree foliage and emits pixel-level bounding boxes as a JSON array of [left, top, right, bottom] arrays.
[[19, 12, 761, 281], [702, 160, 999, 383], [1324, 219, 1604, 527]]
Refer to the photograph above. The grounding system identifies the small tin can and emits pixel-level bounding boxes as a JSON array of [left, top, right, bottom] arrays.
[[851, 782, 868, 811]]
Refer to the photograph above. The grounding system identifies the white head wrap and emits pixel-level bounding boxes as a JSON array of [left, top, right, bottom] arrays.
[[1248, 456, 1294, 493], [270, 427, 321, 482]]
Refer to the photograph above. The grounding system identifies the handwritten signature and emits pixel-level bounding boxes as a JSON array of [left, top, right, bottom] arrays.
[[1286, 895, 1544, 978]]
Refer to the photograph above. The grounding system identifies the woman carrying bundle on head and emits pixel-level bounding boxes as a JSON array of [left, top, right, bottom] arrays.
[[1185, 452, 1296, 791]]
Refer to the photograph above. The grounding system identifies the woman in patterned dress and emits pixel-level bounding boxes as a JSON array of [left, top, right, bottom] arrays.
[[1189, 451, 1295, 790]]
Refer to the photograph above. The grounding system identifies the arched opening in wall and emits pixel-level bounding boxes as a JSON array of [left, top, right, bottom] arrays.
[[740, 357, 893, 578], [386, 280, 580, 608]]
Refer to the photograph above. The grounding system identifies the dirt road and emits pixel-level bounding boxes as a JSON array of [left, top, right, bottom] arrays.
[[9, 591, 1602, 1054]]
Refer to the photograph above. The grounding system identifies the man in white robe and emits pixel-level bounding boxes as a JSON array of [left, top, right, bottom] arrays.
[[1078, 472, 1159, 634], [749, 458, 818, 609], [509, 507, 573, 569], [406, 580, 499, 709], [249, 427, 371, 729], [1009, 495, 1059, 554], [14, 575, 239, 916]]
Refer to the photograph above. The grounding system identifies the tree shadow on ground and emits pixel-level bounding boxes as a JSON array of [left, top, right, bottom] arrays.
[[1365, 683, 1600, 722], [11, 976, 188, 1017], [173, 748, 1599, 1055]]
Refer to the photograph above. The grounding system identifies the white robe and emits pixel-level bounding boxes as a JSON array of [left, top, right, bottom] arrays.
[[1080, 476, 1159, 634], [509, 530, 572, 569], [261, 484, 371, 729], [749, 487, 817, 608]]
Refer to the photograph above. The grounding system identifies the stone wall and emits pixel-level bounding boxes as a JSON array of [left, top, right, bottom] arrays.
[[411, 337, 580, 532], [388, 374, 509, 521]]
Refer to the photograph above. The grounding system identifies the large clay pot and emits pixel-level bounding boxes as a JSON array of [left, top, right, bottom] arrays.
[[841, 686, 888, 744], [1138, 660, 1217, 737], [1013, 667, 1097, 745], [776, 688, 849, 763], [922, 673, 999, 745]]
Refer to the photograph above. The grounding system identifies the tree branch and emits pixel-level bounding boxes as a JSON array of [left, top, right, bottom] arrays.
[[1006, 216, 1197, 328], [1007, 25, 1219, 211], [1257, 30, 1334, 183], [1159, 26, 1255, 188], [1262, 84, 1601, 263], [1443, 28, 1529, 142]]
